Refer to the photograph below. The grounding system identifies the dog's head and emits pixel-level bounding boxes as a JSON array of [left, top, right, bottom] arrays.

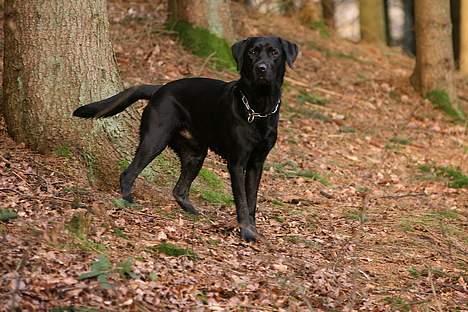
[[232, 36, 298, 86]]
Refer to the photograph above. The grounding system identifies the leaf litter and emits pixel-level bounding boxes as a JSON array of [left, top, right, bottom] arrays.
[[0, 0, 467, 310]]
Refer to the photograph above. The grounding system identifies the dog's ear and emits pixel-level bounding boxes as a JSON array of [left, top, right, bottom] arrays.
[[279, 38, 299, 68], [231, 39, 249, 71]]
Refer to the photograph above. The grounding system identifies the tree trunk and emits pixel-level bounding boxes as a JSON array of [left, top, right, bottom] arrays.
[[359, 0, 386, 43], [410, 0, 457, 104], [460, 0, 468, 74], [296, 0, 324, 25], [3, 0, 141, 186], [243, 0, 285, 14], [169, 0, 235, 42], [321, 0, 335, 27]]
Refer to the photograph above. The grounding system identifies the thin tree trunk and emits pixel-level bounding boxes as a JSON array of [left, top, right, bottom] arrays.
[[3, 0, 141, 186], [359, 0, 386, 43], [410, 0, 457, 104], [321, 0, 335, 27], [460, 0, 468, 74]]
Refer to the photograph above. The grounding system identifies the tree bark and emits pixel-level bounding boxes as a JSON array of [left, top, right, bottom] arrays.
[[410, 0, 457, 103], [460, 0, 468, 74], [168, 0, 235, 42], [359, 0, 386, 43], [321, 0, 335, 27], [3, 0, 141, 186], [296, 0, 324, 25], [243, 0, 285, 14]]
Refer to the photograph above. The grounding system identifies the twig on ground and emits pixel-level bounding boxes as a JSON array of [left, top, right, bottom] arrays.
[[8, 251, 28, 311], [428, 268, 444, 312], [119, 208, 158, 219], [0, 188, 22, 195], [376, 192, 427, 199], [196, 52, 215, 76]]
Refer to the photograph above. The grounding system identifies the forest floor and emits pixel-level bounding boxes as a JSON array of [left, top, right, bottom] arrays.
[[1, 1, 467, 311]]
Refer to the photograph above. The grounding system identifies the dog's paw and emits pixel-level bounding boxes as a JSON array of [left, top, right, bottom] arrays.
[[240, 225, 257, 242], [122, 194, 134, 204], [182, 205, 200, 215]]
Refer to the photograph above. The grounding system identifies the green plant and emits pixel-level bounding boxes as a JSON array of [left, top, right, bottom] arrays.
[[269, 161, 330, 186], [384, 296, 410, 312], [150, 242, 198, 260], [195, 168, 233, 205], [78, 255, 113, 289], [65, 213, 106, 253], [426, 89, 465, 121], [198, 168, 224, 189], [148, 272, 158, 282], [418, 164, 468, 188], [284, 104, 331, 121], [79, 256, 137, 289], [55, 145, 72, 158], [297, 90, 328, 106], [112, 227, 128, 239], [112, 198, 139, 209], [81, 152, 97, 185], [201, 190, 233, 205], [389, 136, 411, 145], [116, 258, 138, 279], [309, 20, 330, 38], [408, 267, 420, 278], [118, 159, 130, 171], [407, 267, 446, 279], [339, 126, 356, 133], [0, 209, 17, 222], [345, 209, 368, 223]]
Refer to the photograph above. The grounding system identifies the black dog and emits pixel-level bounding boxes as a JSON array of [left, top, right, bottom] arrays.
[[73, 36, 298, 242]]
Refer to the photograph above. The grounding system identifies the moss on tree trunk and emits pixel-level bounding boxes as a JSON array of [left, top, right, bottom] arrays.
[[168, 0, 236, 70]]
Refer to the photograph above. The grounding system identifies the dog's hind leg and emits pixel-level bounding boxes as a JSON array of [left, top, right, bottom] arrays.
[[120, 111, 174, 202], [172, 146, 207, 215]]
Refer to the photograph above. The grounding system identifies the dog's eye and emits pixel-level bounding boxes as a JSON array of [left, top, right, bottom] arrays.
[[249, 48, 258, 56], [271, 49, 280, 57]]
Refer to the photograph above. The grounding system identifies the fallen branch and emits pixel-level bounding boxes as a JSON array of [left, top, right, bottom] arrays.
[[196, 52, 216, 76], [376, 192, 427, 199], [428, 269, 444, 312]]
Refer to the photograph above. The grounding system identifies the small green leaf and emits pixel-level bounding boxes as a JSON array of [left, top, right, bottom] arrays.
[[97, 274, 112, 289], [91, 255, 112, 272], [116, 258, 138, 279], [0, 209, 17, 222], [148, 272, 158, 281]]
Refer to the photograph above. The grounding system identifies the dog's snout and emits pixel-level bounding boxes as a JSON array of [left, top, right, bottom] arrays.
[[256, 63, 267, 73]]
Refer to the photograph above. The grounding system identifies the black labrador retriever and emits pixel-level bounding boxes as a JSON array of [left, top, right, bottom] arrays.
[[73, 36, 298, 242]]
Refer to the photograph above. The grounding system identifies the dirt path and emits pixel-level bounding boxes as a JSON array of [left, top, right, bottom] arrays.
[[1, 1, 466, 311]]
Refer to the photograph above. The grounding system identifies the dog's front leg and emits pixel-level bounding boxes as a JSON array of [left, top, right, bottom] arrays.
[[245, 160, 264, 227], [228, 161, 257, 242]]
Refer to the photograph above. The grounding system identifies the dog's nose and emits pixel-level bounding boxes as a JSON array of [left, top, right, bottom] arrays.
[[256, 63, 267, 73]]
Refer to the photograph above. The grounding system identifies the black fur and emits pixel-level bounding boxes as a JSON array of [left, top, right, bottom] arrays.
[[73, 36, 298, 242]]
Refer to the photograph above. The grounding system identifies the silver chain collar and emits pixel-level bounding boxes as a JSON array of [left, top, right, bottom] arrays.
[[239, 90, 281, 123]]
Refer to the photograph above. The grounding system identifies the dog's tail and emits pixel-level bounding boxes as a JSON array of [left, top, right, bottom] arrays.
[[72, 84, 161, 119]]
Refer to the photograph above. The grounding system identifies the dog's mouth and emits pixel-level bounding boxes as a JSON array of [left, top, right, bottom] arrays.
[[254, 74, 271, 84]]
